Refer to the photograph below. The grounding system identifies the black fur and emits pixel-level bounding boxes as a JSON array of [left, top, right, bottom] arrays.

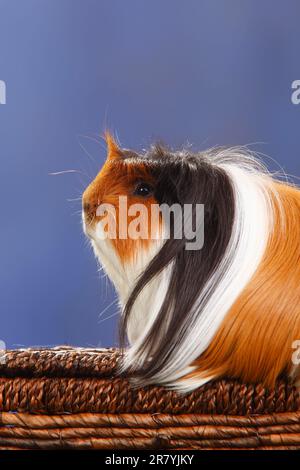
[[119, 145, 235, 384]]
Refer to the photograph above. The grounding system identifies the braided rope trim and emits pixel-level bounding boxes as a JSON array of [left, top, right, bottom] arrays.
[[0, 347, 120, 378], [0, 348, 299, 415], [0, 412, 300, 449]]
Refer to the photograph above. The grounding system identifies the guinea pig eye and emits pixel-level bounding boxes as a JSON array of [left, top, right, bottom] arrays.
[[133, 182, 153, 197]]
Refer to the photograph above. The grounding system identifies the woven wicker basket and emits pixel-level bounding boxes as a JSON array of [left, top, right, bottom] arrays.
[[0, 346, 299, 450]]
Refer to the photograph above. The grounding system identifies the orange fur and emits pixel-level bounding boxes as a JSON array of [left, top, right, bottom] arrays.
[[104, 131, 124, 160], [82, 133, 161, 263], [189, 182, 300, 387]]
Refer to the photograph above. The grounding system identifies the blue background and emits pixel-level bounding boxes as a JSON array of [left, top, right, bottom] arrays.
[[0, 0, 299, 349]]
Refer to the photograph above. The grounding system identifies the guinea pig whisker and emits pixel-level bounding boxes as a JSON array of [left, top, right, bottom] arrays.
[[98, 310, 119, 325], [67, 197, 83, 202], [71, 210, 83, 217], [98, 299, 119, 320], [49, 169, 85, 176], [77, 135, 99, 166]]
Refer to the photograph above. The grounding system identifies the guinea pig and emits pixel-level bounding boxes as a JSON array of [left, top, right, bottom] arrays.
[[82, 132, 300, 392]]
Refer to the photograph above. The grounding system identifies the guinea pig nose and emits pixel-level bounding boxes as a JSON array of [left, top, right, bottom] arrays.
[[83, 202, 90, 212]]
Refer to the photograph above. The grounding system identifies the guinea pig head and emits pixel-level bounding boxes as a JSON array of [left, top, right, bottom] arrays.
[[82, 133, 164, 305]]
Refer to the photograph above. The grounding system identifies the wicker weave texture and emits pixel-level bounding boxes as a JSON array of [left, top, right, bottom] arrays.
[[0, 411, 300, 450], [0, 347, 299, 450]]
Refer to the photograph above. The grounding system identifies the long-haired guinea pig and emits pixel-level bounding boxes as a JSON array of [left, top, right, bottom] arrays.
[[82, 132, 300, 392]]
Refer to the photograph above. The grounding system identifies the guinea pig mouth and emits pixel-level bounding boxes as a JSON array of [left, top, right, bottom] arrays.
[[82, 212, 94, 238]]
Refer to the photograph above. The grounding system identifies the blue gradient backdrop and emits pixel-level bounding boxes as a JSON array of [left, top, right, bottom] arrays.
[[0, 0, 299, 348]]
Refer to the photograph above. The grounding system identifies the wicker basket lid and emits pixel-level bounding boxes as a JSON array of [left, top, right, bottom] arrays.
[[0, 347, 299, 415]]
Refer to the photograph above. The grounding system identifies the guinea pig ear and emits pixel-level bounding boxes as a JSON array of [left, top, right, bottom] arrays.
[[104, 131, 124, 161]]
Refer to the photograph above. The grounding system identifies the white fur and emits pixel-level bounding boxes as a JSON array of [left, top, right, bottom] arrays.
[[120, 149, 278, 392], [85, 149, 279, 393], [84, 217, 171, 346]]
